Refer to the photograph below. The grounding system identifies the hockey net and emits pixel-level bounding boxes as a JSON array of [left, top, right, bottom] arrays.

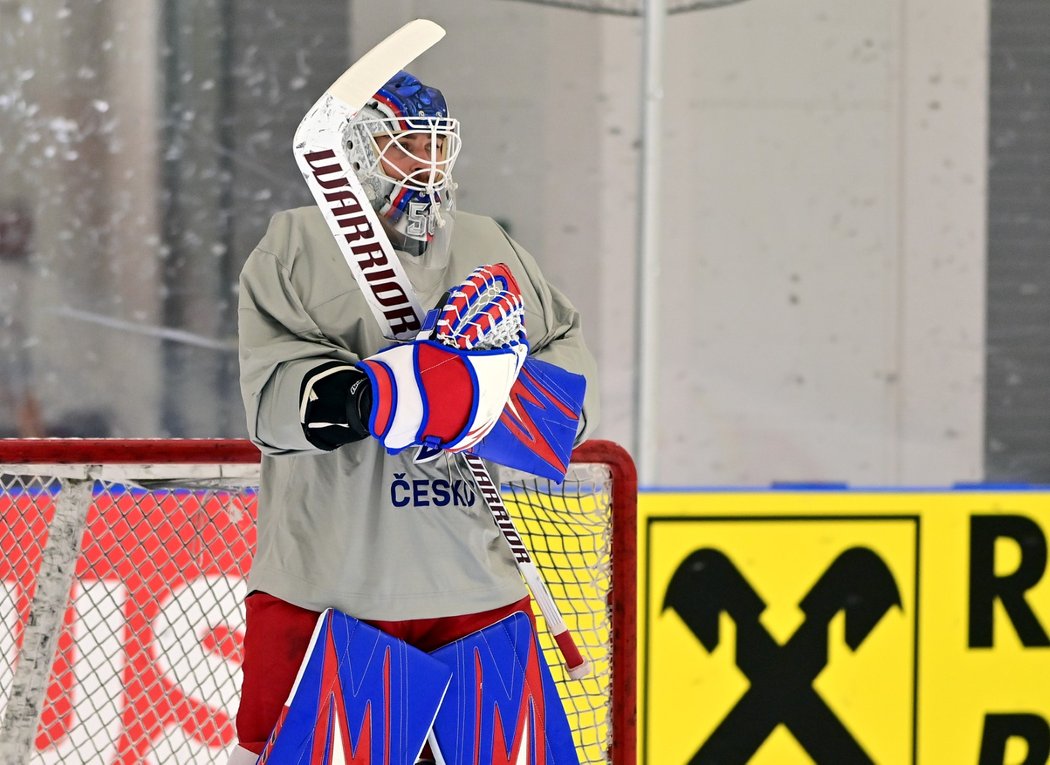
[[0, 439, 636, 765]]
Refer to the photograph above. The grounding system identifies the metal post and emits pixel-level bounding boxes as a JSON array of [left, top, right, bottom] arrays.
[[0, 478, 93, 765], [634, 0, 666, 485]]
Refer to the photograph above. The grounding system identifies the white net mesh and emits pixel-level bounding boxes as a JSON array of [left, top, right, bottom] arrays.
[[0, 444, 633, 764], [0, 472, 253, 765], [502, 464, 615, 758], [499, 0, 750, 15]]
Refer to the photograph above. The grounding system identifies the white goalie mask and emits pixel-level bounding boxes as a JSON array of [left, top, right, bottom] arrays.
[[345, 71, 462, 258]]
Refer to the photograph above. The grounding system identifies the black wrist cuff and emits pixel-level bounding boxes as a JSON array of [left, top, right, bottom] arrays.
[[300, 361, 372, 450]]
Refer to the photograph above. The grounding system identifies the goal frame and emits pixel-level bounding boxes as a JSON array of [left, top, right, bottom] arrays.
[[0, 437, 637, 764]]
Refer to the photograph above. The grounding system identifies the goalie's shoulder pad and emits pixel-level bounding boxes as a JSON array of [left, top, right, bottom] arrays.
[[358, 338, 527, 454]]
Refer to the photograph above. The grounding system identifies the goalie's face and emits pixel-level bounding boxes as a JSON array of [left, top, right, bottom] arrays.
[[371, 119, 461, 195]]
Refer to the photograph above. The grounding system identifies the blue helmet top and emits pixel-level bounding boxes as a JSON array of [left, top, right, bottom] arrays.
[[370, 71, 450, 128]]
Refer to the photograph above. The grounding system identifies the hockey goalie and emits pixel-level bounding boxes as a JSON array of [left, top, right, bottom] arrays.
[[228, 19, 597, 765]]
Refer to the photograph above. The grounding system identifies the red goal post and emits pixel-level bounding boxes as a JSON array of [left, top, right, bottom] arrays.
[[0, 438, 636, 765]]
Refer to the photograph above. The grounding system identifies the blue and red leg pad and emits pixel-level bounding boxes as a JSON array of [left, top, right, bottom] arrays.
[[427, 611, 580, 764], [257, 608, 452, 765]]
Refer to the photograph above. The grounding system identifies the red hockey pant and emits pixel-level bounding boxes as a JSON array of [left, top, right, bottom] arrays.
[[235, 591, 536, 754]]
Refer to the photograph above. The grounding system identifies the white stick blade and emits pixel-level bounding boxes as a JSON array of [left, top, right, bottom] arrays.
[[328, 19, 445, 109]]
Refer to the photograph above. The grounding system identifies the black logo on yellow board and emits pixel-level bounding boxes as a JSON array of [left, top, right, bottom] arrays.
[[664, 546, 901, 764]]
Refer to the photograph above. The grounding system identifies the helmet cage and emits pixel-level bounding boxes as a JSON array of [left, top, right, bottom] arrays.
[[342, 72, 460, 253], [358, 115, 461, 195]]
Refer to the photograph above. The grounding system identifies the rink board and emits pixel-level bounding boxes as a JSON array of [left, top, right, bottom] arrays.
[[640, 489, 1050, 765]]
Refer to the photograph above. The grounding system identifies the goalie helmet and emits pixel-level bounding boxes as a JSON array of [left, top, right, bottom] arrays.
[[346, 71, 462, 256]]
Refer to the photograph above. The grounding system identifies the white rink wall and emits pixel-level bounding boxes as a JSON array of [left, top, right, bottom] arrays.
[[0, 0, 989, 487], [360, 0, 988, 487]]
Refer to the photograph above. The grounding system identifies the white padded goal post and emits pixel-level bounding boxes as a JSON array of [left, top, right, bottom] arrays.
[[0, 439, 636, 765]]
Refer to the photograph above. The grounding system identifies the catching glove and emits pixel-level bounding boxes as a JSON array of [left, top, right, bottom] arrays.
[[358, 263, 529, 454], [358, 339, 527, 454]]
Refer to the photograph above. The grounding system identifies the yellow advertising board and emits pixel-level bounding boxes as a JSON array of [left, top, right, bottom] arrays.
[[641, 490, 1050, 765]]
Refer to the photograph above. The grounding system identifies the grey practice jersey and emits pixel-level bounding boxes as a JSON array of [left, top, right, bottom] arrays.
[[238, 206, 599, 620]]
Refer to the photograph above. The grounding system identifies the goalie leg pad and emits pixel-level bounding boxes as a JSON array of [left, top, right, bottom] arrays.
[[257, 608, 453, 765], [427, 611, 580, 765]]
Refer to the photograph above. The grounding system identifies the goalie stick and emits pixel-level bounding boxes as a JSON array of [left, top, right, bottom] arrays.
[[428, 266, 591, 678], [462, 452, 592, 679], [295, 22, 591, 679], [293, 19, 444, 341]]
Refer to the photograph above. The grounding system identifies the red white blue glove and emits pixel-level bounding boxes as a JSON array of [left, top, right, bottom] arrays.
[[358, 263, 530, 454], [357, 339, 527, 454]]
